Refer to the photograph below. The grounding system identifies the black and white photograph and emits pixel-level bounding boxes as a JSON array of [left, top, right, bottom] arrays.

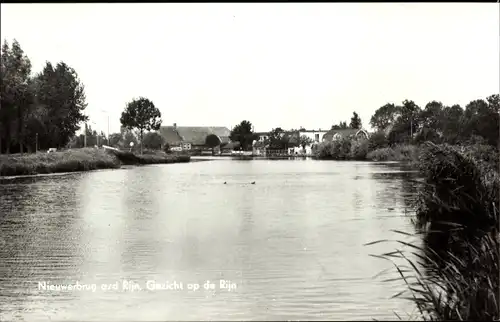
[[0, 2, 499, 321]]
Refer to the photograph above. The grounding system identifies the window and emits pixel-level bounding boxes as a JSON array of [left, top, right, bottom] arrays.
[[315, 134, 319, 142]]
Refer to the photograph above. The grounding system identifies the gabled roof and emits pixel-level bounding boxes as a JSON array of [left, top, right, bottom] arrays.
[[159, 127, 183, 145], [323, 128, 368, 141], [159, 126, 231, 145]]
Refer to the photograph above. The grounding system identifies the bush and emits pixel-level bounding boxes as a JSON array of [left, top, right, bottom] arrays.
[[349, 138, 369, 160], [314, 138, 352, 160], [414, 142, 499, 320], [366, 144, 419, 162], [368, 130, 389, 151]]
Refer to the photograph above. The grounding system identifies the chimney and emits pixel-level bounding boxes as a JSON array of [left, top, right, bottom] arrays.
[[173, 123, 177, 129]]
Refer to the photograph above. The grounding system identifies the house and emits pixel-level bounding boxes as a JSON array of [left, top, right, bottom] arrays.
[[322, 128, 369, 142], [297, 128, 329, 144], [158, 123, 231, 151], [254, 128, 329, 155]]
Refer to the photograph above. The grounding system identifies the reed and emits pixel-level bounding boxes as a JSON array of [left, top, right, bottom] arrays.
[[367, 142, 499, 321], [0, 148, 120, 176]]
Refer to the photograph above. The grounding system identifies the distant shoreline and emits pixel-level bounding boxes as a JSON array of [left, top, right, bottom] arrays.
[[0, 148, 191, 178]]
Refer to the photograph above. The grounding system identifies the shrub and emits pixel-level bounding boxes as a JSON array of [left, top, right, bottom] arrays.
[[315, 138, 352, 160], [366, 147, 398, 161], [369, 142, 499, 321], [349, 138, 369, 160], [365, 144, 419, 162], [368, 130, 389, 151]]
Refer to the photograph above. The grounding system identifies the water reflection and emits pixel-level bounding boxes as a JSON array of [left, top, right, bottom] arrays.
[[0, 160, 421, 321]]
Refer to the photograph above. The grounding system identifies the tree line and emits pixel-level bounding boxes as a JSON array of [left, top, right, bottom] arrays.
[[0, 39, 88, 153], [370, 96, 499, 148], [2, 39, 497, 155], [1, 39, 164, 155]]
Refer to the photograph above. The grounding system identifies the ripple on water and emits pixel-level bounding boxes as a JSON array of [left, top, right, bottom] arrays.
[[0, 160, 420, 321]]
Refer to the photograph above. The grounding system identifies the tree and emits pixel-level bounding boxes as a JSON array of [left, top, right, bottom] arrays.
[[369, 103, 400, 132], [461, 96, 499, 147], [441, 104, 464, 144], [349, 111, 362, 129], [368, 131, 389, 151], [35, 61, 88, 149], [299, 135, 314, 150], [108, 133, 122, 147], [205, 134, 221, 155], [331, 121, 348, 130], [388, 99, 421, 145], [0, 39, 34, 154], [142, 131, 165, 150], [120, 97, 162, 154], [420, 101, 444, 130], [268, 127, 291, 150], [229, 120, 258, 151]]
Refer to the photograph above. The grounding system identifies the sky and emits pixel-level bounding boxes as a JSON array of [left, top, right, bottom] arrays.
[[1, 3, 499, 134]]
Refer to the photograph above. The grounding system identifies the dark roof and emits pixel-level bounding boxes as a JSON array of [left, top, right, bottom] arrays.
[[158, 127, 183, 145], [323, 129, 367, 141], [159, 126, 231, 145]]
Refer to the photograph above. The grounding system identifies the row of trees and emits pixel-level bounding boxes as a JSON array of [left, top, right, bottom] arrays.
[[0, 39, 88, 153], [369, 95, 499, 148]]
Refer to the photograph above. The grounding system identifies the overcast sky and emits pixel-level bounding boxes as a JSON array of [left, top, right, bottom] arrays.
[[1, 3, 498, 134]]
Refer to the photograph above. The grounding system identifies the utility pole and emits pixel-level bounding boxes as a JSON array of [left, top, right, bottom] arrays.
[[107, 115, 110, 146], [35, 133, 38, 153], [410, 118, 413, 139]]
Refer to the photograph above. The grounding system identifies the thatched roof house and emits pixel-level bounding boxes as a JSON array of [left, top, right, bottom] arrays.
[[323, 128, 369, 141], [159, 124, 231, 147]]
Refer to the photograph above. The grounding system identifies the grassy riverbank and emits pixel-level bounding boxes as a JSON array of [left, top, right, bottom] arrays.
[[0, 148, 191, 177], [369, 142, 499, 321], [314, 139, 420, 162]]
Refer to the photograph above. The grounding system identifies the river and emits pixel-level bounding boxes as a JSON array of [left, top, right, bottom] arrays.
[[0, 159, 422, 321]]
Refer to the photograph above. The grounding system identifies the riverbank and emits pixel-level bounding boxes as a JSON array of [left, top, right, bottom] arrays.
[[370, 142, 499, 321], [0, 148, 191, 177]]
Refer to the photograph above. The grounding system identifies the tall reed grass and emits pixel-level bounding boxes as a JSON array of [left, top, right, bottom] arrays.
[[367, 142, 499, 321], [0, 148, 191, 177], [0, 148, 120, 176]]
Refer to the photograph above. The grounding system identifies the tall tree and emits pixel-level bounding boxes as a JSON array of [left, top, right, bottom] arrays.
[[0, 39, 34, 154], [229, 120, 258, 151], [35, 61, 88, 149], [462, 96, 499, 147], [441, 104, 464, 144], [420, 101, 444, 130], [389, 99, 421, 144], [349, 111, 362, 129], [369, 103, 400, 132], [120, 97, 162, 154]]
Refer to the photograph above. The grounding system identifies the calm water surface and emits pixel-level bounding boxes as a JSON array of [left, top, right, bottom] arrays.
[[0, 159, 421, 321]]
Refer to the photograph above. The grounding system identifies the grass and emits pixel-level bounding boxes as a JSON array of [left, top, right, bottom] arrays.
[[111, 149, 191, 165], [0, 148, 191, 177], [0, 148, 121, 176], [366, 144, 419, 162], [367, 142, 499, 321]]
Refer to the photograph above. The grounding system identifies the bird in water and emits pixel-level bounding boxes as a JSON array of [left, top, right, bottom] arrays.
[[251, 181, 255, 184], [224, 182, 227, 184]]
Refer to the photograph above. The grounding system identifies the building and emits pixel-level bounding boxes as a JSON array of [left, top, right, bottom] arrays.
[[297, 128, 329, 144], [322, 128, 369, 142], [158, 123, 231, 151]]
